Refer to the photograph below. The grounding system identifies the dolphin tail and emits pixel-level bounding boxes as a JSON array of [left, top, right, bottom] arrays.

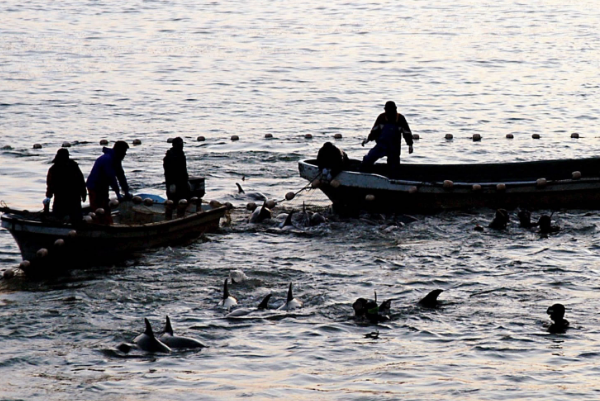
[[287, 283, 294, 303], [164, 315, 174, 336], [144, 318, 155, 337], [258, 293, 272, 309]]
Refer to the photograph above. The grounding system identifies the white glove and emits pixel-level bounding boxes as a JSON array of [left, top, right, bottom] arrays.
[[169, 184, 176, 193], [43, 198, 51, 206]]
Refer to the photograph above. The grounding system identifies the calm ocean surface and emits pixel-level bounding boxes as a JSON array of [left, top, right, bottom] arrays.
[[1, 1, 600, 399]]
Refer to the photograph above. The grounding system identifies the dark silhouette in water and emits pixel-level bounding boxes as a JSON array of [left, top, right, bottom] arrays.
[[547, 303, 569, 333], [538, 214, 560, 233], [517, 209, 538, 228], [489, 209, 509, 230], [418, 289, 444, 308], [353, 292, 391, 324]]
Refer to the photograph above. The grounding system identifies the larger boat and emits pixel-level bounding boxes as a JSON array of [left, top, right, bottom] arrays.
[[1, 196, 226, 276], [298, 157, 600, 214]]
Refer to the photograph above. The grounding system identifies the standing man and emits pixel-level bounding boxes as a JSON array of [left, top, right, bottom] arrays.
[[163, 136, 190, 202], [44, 148, 87, 223], [86, 141, 131, 223], [360, 101, 414, 178]]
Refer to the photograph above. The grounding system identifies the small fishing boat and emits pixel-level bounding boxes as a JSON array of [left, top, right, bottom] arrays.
[[299, 157, 600, 214], [1, 196, 226, 276]]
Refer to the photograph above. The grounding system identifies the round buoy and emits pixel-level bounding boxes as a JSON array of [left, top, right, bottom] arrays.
[[285, 192, 295, 201], [497, 183, 506, 191], [365, 194, 375, 202], [132, 196, 142, 204], [33, 143, 42, 149], [99, 139, 109, 145], [54, 238, 65, 247], [36, 248, 48, 258], [305, 134, 313, 139], [264, 133, 273, 139], [265, 200, 276, 209], [412, 134, 420, 140], [109, 199, 119, 209], [209, 200, 222, 208], [143, 198, 154, 206], [506, 134, 514, 139], [197, 136, 205, 142], [167, 138, 174, 143], [62, 141, 71, 148], [95, 208, 105, 216], [572, 171, 582, 180], [532, 133, 541, 139], [224, 202, 233, 210], [19, 260, 31, 270], [333, 133, 343, 139], [472, 134, 482, 142], [571, 133, 579, 139], [408, 186, 418, 194], [83, 215, 93, 224], [3, 269, 15, 279], [311, 179, 320, 188], [68, 230, 77, 237], [178, 199, 188, 206], [165, 199, 174, 207], [88, 212, 96, 219], [247, 202, 257, 211], [472, 184, 482, 191], [231, 135, 239, 141], [536, 178, 547, 188], [132, 139, 142, 145], [443, 180, 454, 190], [330, 179, 341, 188], [445, 134, 453, 140]]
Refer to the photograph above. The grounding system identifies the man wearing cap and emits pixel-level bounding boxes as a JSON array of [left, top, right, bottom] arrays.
[[163, 137, 190, 202], [86, 141, 131, 223], [44, 148, 87, 222], [360, 101, 414, 177]]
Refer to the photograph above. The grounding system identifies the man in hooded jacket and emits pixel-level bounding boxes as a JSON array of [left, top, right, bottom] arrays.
[[163, 137, 190, 202], [44, 148, 87, 222], [86, 141, 131, 223]]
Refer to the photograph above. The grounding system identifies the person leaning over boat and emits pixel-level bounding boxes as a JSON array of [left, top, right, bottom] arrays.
[[360, 101, 414, 178], [86, 140, 131, 224], [43, 148, 87, 223], [163, 136, 190, 202]]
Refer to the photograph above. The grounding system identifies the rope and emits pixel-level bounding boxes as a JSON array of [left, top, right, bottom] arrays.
[[276, 171, 323, 204]]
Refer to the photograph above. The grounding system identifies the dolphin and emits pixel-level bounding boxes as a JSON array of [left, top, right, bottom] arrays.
[[249, 203, 272, 223], [418, 289, 444, 308], [280, 210, 295, 229], [278, 283, 303, 311], [159, 316, 206, 349], [133, 318, 171, 353], [236, 183, 245, 194], [226, 293, 273, 318], [218, 278, 238, 309]]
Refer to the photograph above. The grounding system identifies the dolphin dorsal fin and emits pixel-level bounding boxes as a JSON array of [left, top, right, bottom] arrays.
[[144, 318, 155, 337], [374, 290, 377, 303], [236, 183, 245, 194], [258, 293, 272, 309], [164, 315, 174, 336], [287, 283, 294, 303], [223, 279, 230, 300]]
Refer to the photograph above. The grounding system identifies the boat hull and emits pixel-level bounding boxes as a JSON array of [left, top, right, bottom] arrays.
[[1, 202, 226, 275], [299, 158, 600, 214]]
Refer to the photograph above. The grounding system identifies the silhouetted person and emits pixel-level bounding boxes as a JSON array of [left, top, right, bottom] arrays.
[[86, 141, 131, 224], [538, 215, 560, 233], [163, 137, 190, 202], [517, 209, 537, 228], [316, 141, 349, 179], [547, 303, 569, 333], [489, 208, 509, 230], [360, 101, 414, 178], [44, 148, 86, 223]]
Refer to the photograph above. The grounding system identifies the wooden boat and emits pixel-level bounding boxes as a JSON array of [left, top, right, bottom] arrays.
[[1, 197, 226, 276], [299, 157, 600, 214]]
